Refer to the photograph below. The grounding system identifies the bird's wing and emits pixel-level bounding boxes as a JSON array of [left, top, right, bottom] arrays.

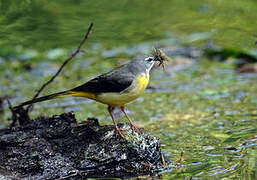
[[70, 64, 135, 94]]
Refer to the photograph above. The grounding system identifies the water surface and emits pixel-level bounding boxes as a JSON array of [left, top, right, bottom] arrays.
[[0, 0, 256, 179]]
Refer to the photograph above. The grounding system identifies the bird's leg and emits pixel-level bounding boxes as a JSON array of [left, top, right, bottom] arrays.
[[120, 106, 140, 134], [108, 106, 125, 138]]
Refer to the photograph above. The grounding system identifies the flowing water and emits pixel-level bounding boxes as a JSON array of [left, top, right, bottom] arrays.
[[0, 0, 256, 179]]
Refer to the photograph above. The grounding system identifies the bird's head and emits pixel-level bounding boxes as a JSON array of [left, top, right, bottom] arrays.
[[130, 49, 168, 74], [142, 48, 169, 72]]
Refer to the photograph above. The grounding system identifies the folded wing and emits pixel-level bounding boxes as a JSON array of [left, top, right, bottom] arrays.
[[71, 65, 135, 94]]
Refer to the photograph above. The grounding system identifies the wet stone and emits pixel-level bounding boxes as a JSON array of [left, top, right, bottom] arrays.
[[0, 112, 167, 179]]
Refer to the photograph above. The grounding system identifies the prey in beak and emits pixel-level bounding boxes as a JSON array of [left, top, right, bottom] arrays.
[[152, 48, 169, 70]]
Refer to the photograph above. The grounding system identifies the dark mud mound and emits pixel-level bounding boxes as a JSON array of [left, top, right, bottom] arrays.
[[0, 112, 167, 179]]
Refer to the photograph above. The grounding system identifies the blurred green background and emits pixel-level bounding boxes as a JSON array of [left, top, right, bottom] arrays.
[[1, 0, 257, 49], [0, 0, 256, 179]]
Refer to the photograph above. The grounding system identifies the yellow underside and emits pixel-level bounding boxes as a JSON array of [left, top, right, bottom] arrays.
[[58, 73, 149, 107]]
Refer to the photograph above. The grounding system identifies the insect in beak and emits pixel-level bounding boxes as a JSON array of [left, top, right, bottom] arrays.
[[153, 48, 169, 70]]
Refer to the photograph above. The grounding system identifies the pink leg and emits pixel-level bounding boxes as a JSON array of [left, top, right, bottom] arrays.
[[120, 106, 140, 134], [108, 106, 125, 138]]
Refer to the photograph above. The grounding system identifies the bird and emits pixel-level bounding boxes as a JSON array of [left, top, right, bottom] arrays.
[[14, 54, 161, 138]]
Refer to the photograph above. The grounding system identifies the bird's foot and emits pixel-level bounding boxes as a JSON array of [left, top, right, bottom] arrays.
[[114, 127, 126, 138], [130, 123, 141, 134]]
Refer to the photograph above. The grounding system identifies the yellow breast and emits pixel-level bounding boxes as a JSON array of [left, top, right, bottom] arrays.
[[133, 73, 149, 94], [96, 73, 149, 106]]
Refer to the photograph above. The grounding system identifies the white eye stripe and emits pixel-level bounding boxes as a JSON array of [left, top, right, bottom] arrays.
[[145, 56, 154, 61]]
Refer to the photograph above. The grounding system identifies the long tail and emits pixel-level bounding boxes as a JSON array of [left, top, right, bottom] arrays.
[[13, 91, 72, 109]]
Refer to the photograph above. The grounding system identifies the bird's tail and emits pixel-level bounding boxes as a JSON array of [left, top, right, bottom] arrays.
[[13, 91, 72, 109]]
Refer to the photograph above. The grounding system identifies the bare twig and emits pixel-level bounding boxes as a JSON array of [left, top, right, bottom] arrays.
[[26, 23, 94, 111]]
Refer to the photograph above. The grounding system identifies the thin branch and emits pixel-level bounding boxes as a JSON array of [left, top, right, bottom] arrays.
[[26, 23, 94, 111]]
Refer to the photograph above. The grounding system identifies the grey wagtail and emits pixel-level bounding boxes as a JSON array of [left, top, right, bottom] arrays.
[[14, 50, 167, 138]]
